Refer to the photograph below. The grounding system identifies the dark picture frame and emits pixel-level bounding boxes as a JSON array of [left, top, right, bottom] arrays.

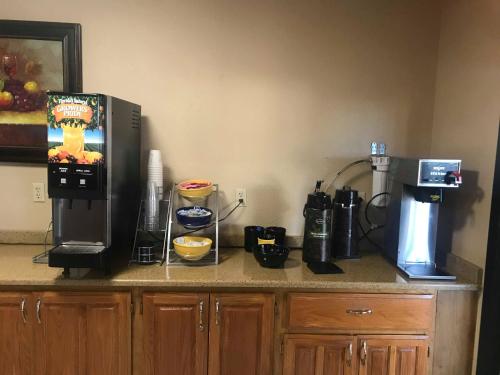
[[0, 20, 82, 163]]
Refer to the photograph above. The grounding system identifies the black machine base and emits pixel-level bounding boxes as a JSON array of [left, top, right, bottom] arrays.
[[397, 263, 456, 280], [49, 244, 112, 276], [307, 262, 344, 274]]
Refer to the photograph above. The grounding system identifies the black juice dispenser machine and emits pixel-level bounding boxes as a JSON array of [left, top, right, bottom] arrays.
[[47, 93, 141, 275]]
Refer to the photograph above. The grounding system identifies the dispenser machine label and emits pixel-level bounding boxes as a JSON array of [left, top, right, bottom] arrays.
[[47, 94, 105, 194], [48, 94, 104, 165]]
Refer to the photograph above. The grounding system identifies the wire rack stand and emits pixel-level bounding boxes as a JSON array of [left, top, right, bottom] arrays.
[[130, 189, 172, 265], [165, 183, 219, 266]]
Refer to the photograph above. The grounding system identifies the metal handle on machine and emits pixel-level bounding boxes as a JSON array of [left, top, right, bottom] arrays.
[[199, 300, 204, 331], [36, 298, 42, 324], [346, 308, 372, 316], [20, 298, 27, 324], [215, 299, 220, 325], [360, 341, 367, 366], [346, 342, 352, 367]]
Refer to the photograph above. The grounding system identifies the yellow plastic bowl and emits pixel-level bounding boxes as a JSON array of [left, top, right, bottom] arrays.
[[177, 179, 213, 199], [173, 236, 212, 261]]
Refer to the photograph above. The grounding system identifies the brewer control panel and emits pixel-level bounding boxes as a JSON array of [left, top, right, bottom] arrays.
[[418, 159, 462, 187]]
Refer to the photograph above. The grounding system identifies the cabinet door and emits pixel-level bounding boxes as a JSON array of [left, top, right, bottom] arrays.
[[34, 292, 130, 375], [142, 293, 209, 375], [0, 292, 33, 375], [283, 334, 356, 375], [208, 293, 274, 375], [358, 336, 428, 375]]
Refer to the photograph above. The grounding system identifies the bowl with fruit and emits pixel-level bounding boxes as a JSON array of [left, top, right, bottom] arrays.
[[0, 54, 50, 127], [0, 77, 47, 117]]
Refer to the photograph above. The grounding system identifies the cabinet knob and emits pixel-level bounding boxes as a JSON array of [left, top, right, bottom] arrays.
[[20, 298, 27, 324], [360, 341, 367, 366], [346, 308, 372, 316], [199, 300, 204, 331], [215, 299, 220, 326], [36, 298, 42, 324], [346, 343, 352, 367]]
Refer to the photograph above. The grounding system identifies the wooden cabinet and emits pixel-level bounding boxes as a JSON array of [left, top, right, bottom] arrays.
[[0, 288, 438, 375], [283, 334, 356, 375], [142, 292, 274, 375], [142, 293, 209, 375], [284, 293, 434, 375], [208, 293, 274, 375], [287, 293, 434, 332], [0, 291, 130, 375], [0, 292, 32, 375], [283, 334, 428, 375], [33, 292, 130, 375], [358, 336, 428, 375]]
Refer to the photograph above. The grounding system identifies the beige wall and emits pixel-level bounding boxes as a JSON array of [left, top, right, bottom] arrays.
[[0, 0, 442, 235], [431, 0, 500, 268], [430, 1, 500, 372]]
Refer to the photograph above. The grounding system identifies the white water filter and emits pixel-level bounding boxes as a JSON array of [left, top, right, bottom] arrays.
[[370, 142, 390, 207]]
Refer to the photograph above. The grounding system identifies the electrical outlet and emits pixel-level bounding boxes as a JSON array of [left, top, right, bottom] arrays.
[[32, 182, 45, 202], [235, 188, 247, 206]]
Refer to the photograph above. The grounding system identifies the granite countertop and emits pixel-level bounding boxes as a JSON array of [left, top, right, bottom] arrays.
[[0, 245, 479, 291]]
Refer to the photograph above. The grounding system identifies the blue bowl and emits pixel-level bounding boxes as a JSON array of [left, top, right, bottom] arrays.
[[176, 206, 213, 227]]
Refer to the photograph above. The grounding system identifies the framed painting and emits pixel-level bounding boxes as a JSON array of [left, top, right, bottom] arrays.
[[0, 20, 82, 163]]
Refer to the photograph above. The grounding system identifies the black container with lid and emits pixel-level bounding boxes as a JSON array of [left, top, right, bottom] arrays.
[[302, 181, 333, 264], [332, 186, 360, 259]]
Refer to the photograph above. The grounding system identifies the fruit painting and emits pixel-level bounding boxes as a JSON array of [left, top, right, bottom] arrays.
[[0, 40, 61, 124], [0, 21, 81, 163]]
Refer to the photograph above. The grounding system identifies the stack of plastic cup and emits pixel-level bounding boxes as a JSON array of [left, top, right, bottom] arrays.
[[148, 150, 163, 199], [144, 181, 159, 231]]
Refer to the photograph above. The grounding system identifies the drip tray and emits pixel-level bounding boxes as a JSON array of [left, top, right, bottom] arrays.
[[51, 244, 106, 254], [398, 263, 456, 280], [49, 243, 110, 270]]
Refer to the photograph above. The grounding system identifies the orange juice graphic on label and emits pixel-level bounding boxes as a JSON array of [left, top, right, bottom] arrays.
[[61, 125, 85, 158]]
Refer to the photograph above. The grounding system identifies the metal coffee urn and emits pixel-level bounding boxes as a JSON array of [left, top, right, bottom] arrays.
[[332, 186, 360, 259], [302, 181, 342, 274]]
